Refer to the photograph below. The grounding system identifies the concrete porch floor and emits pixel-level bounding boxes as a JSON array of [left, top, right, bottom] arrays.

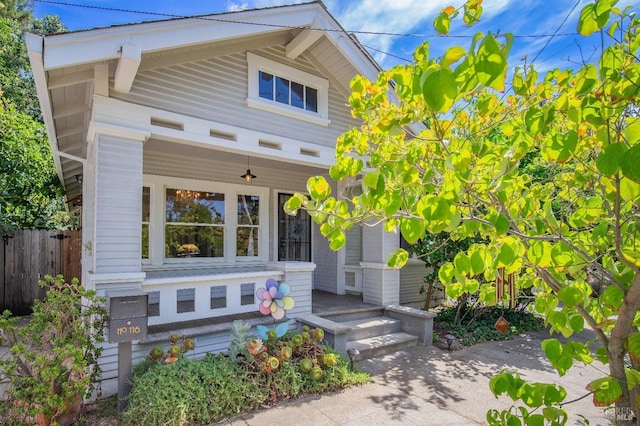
[[311, 290, 379, 314]]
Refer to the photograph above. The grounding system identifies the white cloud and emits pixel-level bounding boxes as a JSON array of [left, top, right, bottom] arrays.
[[226, 1, 249, 12]]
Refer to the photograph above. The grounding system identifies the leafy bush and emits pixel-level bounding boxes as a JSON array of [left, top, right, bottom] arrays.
[[0, 275, 106, 425], [435, 305, 544, 346], [123, 334, 368, 425]]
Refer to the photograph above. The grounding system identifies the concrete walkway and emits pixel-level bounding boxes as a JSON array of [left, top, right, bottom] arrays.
[[222, 329, 611, 425]]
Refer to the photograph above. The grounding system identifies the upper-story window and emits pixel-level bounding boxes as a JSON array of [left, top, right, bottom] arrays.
[[258, 71, 318, 113], [247, 52, 330, 126]]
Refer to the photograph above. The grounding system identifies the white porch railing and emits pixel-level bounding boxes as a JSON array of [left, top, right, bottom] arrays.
[[142, 270, 284, 326]]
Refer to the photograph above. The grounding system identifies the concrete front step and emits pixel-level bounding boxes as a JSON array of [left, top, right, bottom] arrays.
[[346, 332, 418, 359], [299, 305, 434, 360], [342, 316, 402, 341], [320, 307, 385, 323]]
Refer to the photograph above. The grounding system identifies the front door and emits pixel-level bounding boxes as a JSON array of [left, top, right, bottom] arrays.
[[277, 193, 311, 262]]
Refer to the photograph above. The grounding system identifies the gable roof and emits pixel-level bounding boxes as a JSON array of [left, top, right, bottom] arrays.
[[25, 1, 382, 205]]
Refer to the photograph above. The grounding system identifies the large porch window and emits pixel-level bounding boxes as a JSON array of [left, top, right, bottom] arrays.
[[165, 189, 225, 258], [142, 175, 268, 266], [278, 193, 311, 261]]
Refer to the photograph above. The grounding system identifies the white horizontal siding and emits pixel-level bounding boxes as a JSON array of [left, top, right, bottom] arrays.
[[400, 260, 427, 304], [113, 44, 360, 149], [94, 135, 144, 273], [345, 225, 362, 265]]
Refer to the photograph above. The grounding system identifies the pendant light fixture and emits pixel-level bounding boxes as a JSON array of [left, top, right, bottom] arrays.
[[241, 156, 256, 185]]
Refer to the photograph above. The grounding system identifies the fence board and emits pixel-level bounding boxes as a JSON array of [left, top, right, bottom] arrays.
[[63, 230, 82, 283], [1, 229, 81, 314]]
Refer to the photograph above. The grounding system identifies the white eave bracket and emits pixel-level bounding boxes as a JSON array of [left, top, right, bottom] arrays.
[[286, 20, 324, 59], [113, 42, 141, 94]]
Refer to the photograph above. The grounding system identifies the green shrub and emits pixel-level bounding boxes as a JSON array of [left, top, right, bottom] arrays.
[[123, 346, 368, 425], [0, 275, 106, 425], [435, 305, 544, 346]]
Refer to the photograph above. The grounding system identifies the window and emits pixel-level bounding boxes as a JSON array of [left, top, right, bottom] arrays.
[[237, 195, 259, 257], [142, 186, 150, 259], [210, 286, 226, 309], [177, 288, 195, 313], [258, 71, 318, 113], [278, 193, 311, 261], [240, 283, 255, 305], [142, 175, 269, 265], [247, 52, 329, 126], [147, 291, 160, 317], [165, 189, 225, 258]]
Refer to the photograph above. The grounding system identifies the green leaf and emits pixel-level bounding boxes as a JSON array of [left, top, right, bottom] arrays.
[[489, 372, 510, 396], [479, 284, 496, 305], [620, 144, 640, 183], [400, 218, 425, 245], [527, 241, 552, 267], [363, 170, 382, 190], [283, 193, 303, 215], [542, 339, 562, 360], [328, 230, 346, 251], [445, 282, 464, 298], [519, 383, 543, 408], [474, 33, 510, 92], [438, 262, 455, 284], [469, 250, 486, 275], [627, 333, 640, 365], [307, 176, 331, 201], [551, 243, 573, 268], [596, 143, 627, 176], [496, 243, 516, 267], [587, 377, 623, 406], [442, 46, 466, 68], [454, 252, 471, 275], [601, 285, 624, 310], [624, 117, 640, 144], [557, 286, 585, 308], [433, 12, 451, 35], [382, 192, 403, 218], [544, 130, 578, 163], [542, 384, 567, 405], [494, 214, 510, 235], [569, 312, 585, 334], [620, 177, 640, 201], [422, 68, 457, 113], [577, 3, 610, 36], [542, 339, 573, 376], [387, 248, 409, 268], [625, 367, 640, 390]]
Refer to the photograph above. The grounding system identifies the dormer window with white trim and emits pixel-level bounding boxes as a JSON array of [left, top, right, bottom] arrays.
[[247, 52, 330, 126]]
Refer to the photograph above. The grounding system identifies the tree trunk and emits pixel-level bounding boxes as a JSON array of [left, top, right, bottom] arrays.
[[608, 273, 640, 426]]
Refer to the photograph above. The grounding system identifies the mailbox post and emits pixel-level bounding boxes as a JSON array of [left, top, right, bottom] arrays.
[[107, 290, 148, 413]]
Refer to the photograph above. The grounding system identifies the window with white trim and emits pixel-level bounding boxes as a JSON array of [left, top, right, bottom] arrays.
[[142, 176, 269, 266], [247, 52, 330, 126], [237, 195, 260, 257], [259, 71, 318, 113], [165, 188, 225, 258], [142, 186, 150, 259]]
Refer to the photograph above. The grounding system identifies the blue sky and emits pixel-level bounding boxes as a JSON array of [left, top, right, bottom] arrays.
[[32, 0, 637, 74]]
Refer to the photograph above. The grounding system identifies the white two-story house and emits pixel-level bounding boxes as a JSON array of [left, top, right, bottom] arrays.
[[27, 1, 430, 393]]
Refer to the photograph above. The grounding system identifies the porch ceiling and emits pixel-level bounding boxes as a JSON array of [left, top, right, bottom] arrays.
[[143, 138, 325, 177]]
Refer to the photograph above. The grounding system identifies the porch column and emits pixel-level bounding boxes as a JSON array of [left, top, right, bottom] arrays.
[[360, 224, 400, 306], [85, 123, 150, 294], [268, 261, 316, 318]]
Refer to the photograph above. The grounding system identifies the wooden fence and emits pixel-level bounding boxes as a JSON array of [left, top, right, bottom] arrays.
[[1, 229, 81, 315]]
